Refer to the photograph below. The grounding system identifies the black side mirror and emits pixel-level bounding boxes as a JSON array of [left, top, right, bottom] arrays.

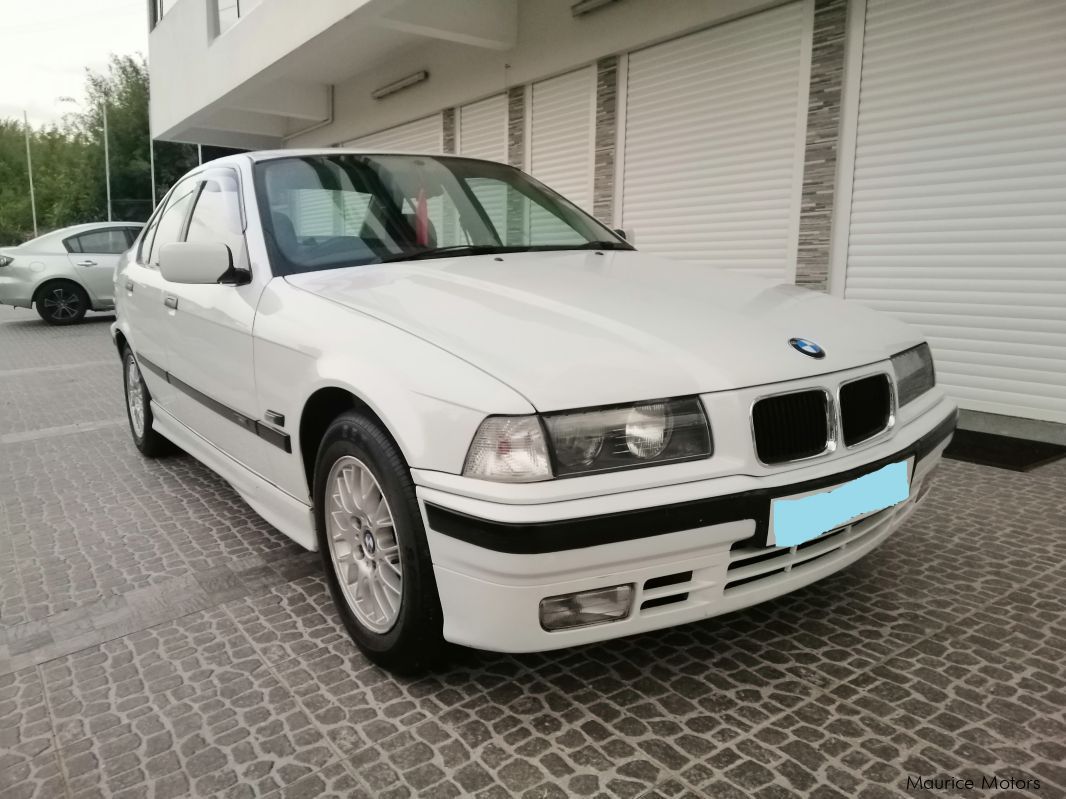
[[613, 228, 627, 241], [219, 267, 252, 286]]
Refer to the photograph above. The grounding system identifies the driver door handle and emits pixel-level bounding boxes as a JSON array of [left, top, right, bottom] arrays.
[[75, 260, 97, 267], [164, 295, 178, 310]]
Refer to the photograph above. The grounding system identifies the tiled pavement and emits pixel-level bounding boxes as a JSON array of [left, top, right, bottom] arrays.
[[0, 304, 1064, 799]]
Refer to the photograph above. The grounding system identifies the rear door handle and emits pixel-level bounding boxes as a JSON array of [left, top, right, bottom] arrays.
[[164, 295, 178, 310], [76, 260, 97, 267], [125, 279, 134, 292]]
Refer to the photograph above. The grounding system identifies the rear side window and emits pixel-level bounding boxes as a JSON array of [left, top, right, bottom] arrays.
[[146, 177, 200, 266], [66, 229, 132, 255], [186, 170, 245, 259]]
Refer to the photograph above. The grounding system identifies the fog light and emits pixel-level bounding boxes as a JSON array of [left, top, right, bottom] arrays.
[[539, 584, 633, 631]]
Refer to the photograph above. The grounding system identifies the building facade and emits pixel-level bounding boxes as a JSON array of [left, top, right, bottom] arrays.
[[148, 0, 1066, 429]]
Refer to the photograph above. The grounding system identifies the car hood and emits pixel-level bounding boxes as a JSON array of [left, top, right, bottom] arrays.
[[285, 251, 921, 411]]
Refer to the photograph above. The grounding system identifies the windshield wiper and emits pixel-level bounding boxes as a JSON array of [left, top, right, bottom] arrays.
[[377, 244, 527, 263], [574, 240, 632, 250]]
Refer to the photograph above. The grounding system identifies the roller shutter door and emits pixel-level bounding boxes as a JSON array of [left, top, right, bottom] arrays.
[[343, 114, 443, 153], [459, 94, 507, 163], [621, 1, 813, 281], [459, 94, 509, 241], [844, 0, 1066, 423], [529, 67, 596, 213]]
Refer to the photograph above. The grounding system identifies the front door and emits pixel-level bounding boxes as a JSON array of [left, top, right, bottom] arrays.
[[158, 167, 277, 475]]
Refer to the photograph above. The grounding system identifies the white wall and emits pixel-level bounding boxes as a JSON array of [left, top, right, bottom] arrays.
[[290, 0, 781, 147]]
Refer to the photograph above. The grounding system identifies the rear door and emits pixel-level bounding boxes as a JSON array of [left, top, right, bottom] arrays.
[[64, 227, 136, 307]]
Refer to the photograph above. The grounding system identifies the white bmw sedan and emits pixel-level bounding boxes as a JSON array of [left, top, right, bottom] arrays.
[[0, 222, 143, 324], [113, 150, 956, 673]]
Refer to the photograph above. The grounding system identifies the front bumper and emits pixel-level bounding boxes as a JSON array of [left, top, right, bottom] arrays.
[[418, 405, 957, 653]]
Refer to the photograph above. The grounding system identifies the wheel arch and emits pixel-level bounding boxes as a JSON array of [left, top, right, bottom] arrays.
[[31, 277, 88, 307], [113, 328, 129, 359], [298, 385, 410, 499]]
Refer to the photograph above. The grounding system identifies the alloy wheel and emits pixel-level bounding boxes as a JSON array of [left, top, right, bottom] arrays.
[[126, 355, 146, 438], [325, 455, 403, 633], [41, 287, 82, 321]]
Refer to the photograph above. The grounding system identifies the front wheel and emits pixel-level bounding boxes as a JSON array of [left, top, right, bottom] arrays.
[[314, 411, 445, 673], [36, 281, 89, 325]]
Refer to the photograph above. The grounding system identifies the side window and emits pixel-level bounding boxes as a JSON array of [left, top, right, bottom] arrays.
[[124, 227, 143, 247], [70, 229, 131, 255], [147, 177, 200, 266], [185, 171, 245, 258]]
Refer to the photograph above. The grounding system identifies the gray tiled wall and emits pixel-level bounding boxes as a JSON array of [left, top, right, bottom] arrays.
[[795, 0, 849, 291], [442, 107, 456, 154], [507, 86, 525, 169], [593, 56, 619, 225]]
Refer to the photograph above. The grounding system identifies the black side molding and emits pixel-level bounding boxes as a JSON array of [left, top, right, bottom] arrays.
[[425, 409, 958, 555], [136, 354, 292, 453]]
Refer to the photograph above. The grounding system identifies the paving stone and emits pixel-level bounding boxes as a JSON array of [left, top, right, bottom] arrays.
[[55, 667, 332, 798], [0, 667, 54, 774], [2, 291, 1065, 799], [41, 605, 267, 747]]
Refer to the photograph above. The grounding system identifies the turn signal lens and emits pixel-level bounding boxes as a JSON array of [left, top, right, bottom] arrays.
[[539, 584, 634, 631], [462, 415, 552, 482]]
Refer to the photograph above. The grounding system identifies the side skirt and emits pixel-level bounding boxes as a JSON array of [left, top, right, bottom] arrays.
[[151, 402, 318, 551]]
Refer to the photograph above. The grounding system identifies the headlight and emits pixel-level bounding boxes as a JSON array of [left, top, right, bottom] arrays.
[[0, 256, 13, 267], [463, 397, 712, 482], [891, 343, 936, 406]]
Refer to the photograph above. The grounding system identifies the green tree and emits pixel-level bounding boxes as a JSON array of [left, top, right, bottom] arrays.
[[76, 54, 199, 222], [0, 53, 202, 244]]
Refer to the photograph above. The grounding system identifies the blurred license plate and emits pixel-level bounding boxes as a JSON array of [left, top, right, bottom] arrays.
[[768, 460, 910, 548]]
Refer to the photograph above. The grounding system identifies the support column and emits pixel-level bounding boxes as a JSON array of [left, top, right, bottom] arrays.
[[592, 56, 619, 226], [442, 108, 456, 154], [795, 0, 849, 291]]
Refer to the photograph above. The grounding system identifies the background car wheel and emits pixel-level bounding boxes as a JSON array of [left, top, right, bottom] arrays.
[[122, 346, 173, 457], [35, 281, 89, 325], [314, 411, 445, 673]]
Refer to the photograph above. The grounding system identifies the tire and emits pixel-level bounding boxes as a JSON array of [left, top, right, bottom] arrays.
[[122, 346, 173, 457], [313, 411, 445, 673], [35, 281, 89, 325]]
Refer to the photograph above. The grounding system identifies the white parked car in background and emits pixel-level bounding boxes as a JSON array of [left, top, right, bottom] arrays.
[[0, 222, 143, 324], [113, 151, 956, 673]]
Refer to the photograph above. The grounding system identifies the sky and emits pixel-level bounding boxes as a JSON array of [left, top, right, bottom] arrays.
[[0, 0, 148, 127]]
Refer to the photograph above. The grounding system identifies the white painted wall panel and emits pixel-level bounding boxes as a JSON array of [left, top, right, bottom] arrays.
[[459, 94, 508, 163], [844, 0, 1066, 423], [343, 114, 443, 153], [620, 2, 812, 281], [529, 67, 596, 212]]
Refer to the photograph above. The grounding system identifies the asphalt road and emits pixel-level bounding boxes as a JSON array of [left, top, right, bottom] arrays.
[[1, 304, 1064, 799]]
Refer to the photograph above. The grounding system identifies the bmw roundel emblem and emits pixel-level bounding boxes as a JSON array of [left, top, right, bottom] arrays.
[[789, 338, 825, 359]]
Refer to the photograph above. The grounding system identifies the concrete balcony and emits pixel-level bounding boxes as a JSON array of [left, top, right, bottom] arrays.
[[149, 0, 519, 147]]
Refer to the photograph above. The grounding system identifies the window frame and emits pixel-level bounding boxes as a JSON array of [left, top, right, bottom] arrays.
[[184, 166, 249, 270], [62, 227, 139, 255], [140, 175, 202, 268]]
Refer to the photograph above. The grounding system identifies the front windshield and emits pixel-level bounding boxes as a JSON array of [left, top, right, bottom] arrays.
[[253, 154, 630, 276]]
